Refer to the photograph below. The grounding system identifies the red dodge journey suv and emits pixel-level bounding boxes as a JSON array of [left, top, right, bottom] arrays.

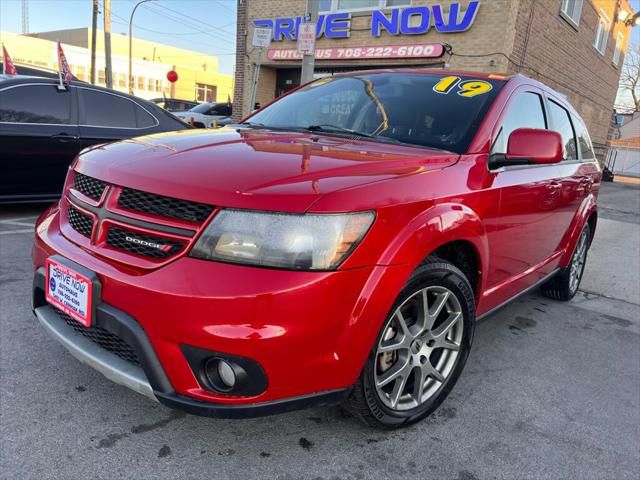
[[32, 70, 600, 428]]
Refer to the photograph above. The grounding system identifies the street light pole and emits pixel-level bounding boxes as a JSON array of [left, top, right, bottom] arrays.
[[129, 0, 155, 95]]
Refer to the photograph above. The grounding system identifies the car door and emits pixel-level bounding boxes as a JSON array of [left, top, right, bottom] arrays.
[[485, 87, 568, 300], [0, 82, 79, 200], [544, 97, 598, 249], [76, 86, 159, 149]]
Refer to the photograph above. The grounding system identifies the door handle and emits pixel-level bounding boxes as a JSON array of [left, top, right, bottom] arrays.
[[51, 134, 79, 142]]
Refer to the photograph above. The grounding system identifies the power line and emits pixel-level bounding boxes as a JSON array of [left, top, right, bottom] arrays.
[[110, 8, 234, 54], [111, 11, 234, 38], [142, 3, 234, 46], [149, 3, 235, 41], [153, 2, 236, 36]]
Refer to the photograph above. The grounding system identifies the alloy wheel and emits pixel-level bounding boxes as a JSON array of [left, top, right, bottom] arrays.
[[569, 229, 588, 294], [374, 286, 463, 411]]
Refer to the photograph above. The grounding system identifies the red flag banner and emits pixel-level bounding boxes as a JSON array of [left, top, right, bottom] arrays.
[[2, 45, 17, 75], [57, 41, 72, 85]]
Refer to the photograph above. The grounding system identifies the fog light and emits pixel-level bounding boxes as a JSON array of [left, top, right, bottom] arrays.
[[217, 360, 236, 388], [204, 357, 238, 392], [183, 345, 267, 396]]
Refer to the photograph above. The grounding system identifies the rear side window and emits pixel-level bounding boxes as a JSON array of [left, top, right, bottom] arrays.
[[0, 84, 71, 124], [135, 104, 157, 128], [78, 89, 156, 128], [572, 116, 595, 160], [548, 100, 578, 160], [492, 92, 547, 155]]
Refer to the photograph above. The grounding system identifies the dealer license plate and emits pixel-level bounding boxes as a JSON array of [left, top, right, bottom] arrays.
[[45, 258, 93, 327]]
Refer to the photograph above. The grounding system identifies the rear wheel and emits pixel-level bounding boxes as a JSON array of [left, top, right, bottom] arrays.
[[541, 223, 591, 301], [343, 259, 475, 429]]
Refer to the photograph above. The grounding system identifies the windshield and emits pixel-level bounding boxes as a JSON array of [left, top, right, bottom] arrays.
[[247, 73, 505, 153]]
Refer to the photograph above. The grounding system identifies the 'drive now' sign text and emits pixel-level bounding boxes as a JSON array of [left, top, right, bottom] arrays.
[[253, 1, 479, 41]]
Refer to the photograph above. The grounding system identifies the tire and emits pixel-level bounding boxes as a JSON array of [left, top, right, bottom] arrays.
[[541, 223, 591, 301], [343, 258, 476, 429]]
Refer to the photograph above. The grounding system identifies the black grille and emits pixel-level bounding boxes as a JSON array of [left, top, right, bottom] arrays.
[[106, 227, 183, 259], [54, 308, 140, 366], [74, 173, 107, 200], [118, 188, 213, 223], [68, 206, 94, 238]]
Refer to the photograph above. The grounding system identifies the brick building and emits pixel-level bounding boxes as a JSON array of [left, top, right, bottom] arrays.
[[234, 0, 634, 158]]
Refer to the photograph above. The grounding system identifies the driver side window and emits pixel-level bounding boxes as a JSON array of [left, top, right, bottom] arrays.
[[492, 92, 547, 155]]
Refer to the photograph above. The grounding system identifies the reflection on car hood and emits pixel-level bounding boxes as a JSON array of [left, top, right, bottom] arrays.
[[76, 127, 459, 212]]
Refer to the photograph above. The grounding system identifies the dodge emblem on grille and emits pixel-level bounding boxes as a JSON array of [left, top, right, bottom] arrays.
[[125, 235, 172, 252]]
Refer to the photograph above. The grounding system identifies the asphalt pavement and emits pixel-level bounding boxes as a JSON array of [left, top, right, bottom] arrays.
[[1, 182, 639, 480]]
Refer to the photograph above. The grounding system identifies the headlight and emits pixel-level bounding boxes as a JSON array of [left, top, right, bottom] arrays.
[[190, 209, 375, 270]]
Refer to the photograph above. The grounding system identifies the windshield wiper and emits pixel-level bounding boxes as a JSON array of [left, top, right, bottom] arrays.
[[305, 124, 377, 138], [238, 121, 266, 128]]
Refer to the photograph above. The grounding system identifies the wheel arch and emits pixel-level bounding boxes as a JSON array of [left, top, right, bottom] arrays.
[[377, 202, 489, 299], [334, 203, 489, 388], [559, 193, 598, 266], [429, 240, 481, 297]]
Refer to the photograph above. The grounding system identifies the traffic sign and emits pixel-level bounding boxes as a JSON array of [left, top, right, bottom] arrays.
[[297, 22, 316, 55], [252, 27, 272, 48]]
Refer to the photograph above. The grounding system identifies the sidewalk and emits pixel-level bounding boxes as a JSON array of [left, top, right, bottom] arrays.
[[614, 175, 640, 185]]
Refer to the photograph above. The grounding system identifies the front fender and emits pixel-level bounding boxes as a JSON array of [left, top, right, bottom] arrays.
[[333, 203, 489, 385], [559, 193, 598, 267], [378, 202, 488, 286]]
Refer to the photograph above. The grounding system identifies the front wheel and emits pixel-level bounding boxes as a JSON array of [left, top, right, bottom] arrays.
[[541, 223, 591, 301], [343, 259, 476, 429]]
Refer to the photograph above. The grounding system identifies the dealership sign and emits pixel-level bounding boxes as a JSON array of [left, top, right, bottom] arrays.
[[268, 43, 445, 61], [253, 1, 479, 41]]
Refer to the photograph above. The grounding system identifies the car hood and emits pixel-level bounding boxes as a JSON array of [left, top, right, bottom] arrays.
[[76, 127, 459, 212]]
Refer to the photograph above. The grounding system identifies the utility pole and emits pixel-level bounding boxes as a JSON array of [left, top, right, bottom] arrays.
[[300, 0, 319, 84], [104, 0, 113, 88], [90, 0, 98, 84], [21, 0, 29, 34], [129, 0, 155, 95]]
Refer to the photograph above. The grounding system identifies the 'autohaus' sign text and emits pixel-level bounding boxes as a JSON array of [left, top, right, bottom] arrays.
[[253, 1, 480, 41]]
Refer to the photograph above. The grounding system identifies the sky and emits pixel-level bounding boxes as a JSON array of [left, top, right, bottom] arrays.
[[0, 0, 238, 75]]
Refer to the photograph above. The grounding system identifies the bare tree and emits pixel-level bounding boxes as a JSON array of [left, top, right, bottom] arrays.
[[617, 43, 640, 113]]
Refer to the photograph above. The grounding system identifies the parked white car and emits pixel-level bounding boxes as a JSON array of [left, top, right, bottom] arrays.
[[174, 102, 233, 128]]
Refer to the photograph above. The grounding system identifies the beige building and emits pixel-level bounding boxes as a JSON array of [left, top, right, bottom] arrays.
[[1, 28, 233, 103], [233, 0, 634, 159]]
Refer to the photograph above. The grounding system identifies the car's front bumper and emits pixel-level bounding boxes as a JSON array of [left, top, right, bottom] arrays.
[[32, 206, 412, 416], [32, 282, 347, 418]]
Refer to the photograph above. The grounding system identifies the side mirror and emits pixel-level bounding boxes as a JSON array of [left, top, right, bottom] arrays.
[[490, 128, 563, 169]]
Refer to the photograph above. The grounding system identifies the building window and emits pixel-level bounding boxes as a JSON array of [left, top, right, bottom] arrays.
[[148, 78, 154, 91], [196, 83, 217, 102], [320, 0, 409, 13], [155, 79, 162, 93], [593, 10, 610, 55], [559, 0, 583, 28], [137, 77, 144, 90], [613, 32, 624, 66], [118, 73, 126, 89], [98, 69, 106, 85]]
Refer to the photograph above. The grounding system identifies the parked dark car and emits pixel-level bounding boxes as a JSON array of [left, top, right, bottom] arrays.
[[150, 97, 199, 112], [0, 75, 189, 203]]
